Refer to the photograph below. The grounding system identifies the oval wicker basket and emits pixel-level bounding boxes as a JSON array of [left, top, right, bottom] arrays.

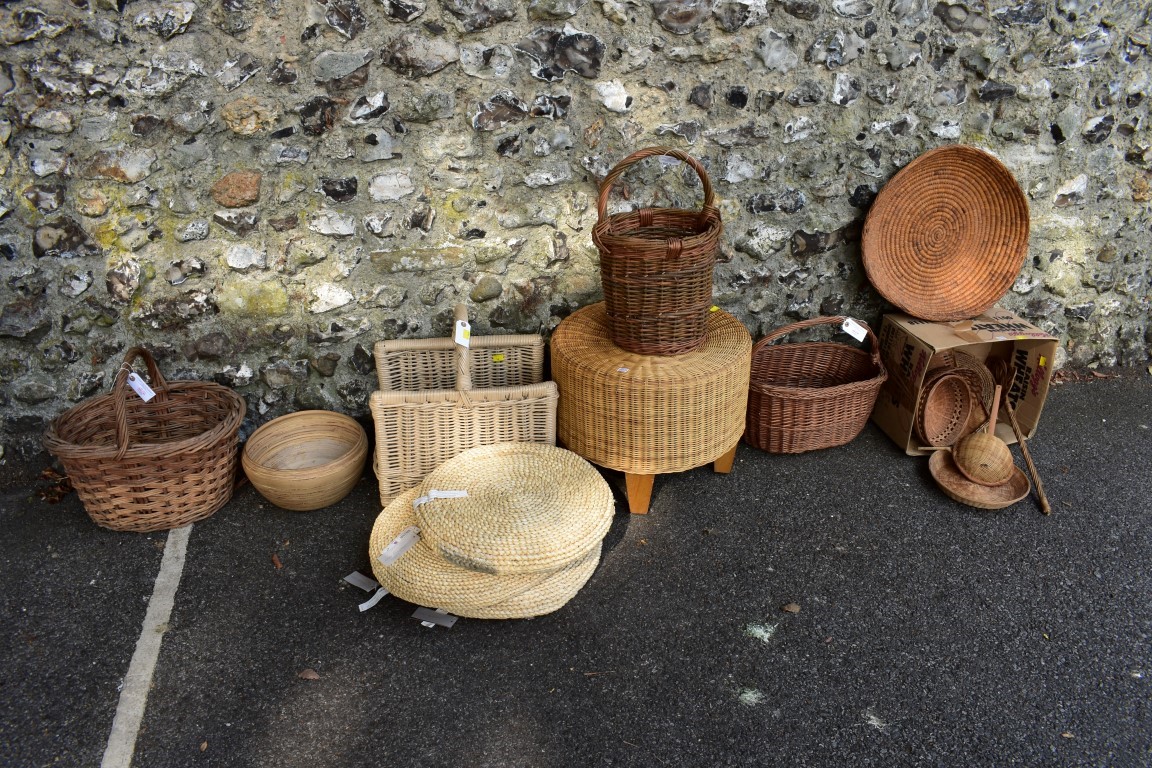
[[242, 410, 368, 511], [593, 146, 722, 356], [43, 347, 246, 532], [861, 145, 1029, 321], [915, 372, 975, 448], [744, 317, 887, 454]]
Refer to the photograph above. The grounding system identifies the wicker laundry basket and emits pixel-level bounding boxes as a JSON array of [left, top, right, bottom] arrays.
[[744, 317, 887, 454], [43, 347, 246, 532], [593, 146, 722, 356]]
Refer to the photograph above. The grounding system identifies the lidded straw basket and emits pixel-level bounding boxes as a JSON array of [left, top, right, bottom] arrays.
[[593, 146, 722, 356], [744, 317, 887, 454], [43, 347, 246, 532]]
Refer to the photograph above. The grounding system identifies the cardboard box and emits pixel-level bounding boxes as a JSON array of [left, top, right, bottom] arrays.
[[871, 307, 1059, 455]]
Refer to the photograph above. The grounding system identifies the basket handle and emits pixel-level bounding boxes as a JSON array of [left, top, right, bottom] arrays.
[[754, 316, 883, 366], [112, 346, 170, 461], [596, 146, 719, 227], [453, 303, 472, 392]]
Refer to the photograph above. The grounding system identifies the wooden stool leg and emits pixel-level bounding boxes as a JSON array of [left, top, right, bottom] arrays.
[[624, 473, 655, 515], [713, 443, 738, 474]]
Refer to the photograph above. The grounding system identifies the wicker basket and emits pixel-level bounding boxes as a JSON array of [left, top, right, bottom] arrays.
[[43, 347, 246, 532], [375, 333, 543, 392], [370, 306, 558, 505], [241, 410, 368, 511], [915, 372, 975, 448], [861, 145, 1029, 322], [592, 146, 722, 356], [744, 317, 888, 454]]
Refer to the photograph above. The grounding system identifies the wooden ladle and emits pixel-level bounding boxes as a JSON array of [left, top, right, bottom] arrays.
[[952, 384, 1015, 486]]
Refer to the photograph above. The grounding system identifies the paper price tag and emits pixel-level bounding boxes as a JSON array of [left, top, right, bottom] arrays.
[[378, 526, 420, 566], [616, 367, 629, 374], [454, 320, 471, 348], [126, 372, 156, 402], [412, 489, 468, 509], [358, 587, 390, 612], [491, 353, 505, 363], [343, 571, 379, 592], [841, 317, 868, 343], [412, 607, 458, 628], [710, 305, 719, 312]]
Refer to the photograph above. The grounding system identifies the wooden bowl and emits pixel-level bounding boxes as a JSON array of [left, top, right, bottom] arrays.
[[929, 450, 1030, 510], [242, 410, 368, 511]]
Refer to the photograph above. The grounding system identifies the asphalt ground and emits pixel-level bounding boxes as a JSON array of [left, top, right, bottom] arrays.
[[1, 371, 1149, 768]]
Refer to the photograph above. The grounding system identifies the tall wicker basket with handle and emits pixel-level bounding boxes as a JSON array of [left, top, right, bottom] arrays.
[[43, 347, 246, 532], [744, 317, 887, 454], [592, 146, 722, 356]]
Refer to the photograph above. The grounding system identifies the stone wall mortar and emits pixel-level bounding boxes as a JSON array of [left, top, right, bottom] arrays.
[[0, 0, 1149, 456]]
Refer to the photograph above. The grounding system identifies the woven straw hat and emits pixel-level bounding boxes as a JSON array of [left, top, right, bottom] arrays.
[[862, 145, 1029, 321], [369, 486, 601, 619], [413, 443, 615, 575]]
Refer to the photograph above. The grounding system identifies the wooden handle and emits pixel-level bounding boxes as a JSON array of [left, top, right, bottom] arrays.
[[987, 384, 1001, 435], [453, 304, 472, 392], [1003, 392, 1051, 515]]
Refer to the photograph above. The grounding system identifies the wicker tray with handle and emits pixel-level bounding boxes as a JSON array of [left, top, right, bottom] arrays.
[[369, 305, 558, 506]]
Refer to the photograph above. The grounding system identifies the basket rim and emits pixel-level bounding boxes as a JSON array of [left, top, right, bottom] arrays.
[[44, 382, 246, 461]]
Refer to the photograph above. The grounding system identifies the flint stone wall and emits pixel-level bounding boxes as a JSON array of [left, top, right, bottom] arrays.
[[1, 0, 1149, 456]]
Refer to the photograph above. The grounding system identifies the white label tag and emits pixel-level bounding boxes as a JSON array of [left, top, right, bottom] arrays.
[[841, 317, 868, 343], [616, 367, 629, 374], [126, 372, 156, 402], [378, 526, 420, 565], [358, 587, 390, 612], [343, 571, 379, 592], [412, 489, 468, 508], [454, 320, 471, 348], [412, 607, 458, 628]]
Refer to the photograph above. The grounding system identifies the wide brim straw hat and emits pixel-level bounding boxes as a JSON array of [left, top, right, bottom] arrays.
[[929, 450, 1030, 510], [862, 145, 1029, 322], [413, 443, 615, 575], [369, 486, 601, 619]]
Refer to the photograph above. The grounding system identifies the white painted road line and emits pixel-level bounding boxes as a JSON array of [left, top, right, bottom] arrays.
[[100, 524, 193, 768]]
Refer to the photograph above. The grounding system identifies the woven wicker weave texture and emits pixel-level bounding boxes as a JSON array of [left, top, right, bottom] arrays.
[[861, 145, 1029, 322], [371, 305, 557, 506], [929, 450, 1030, 510], [744, 317, 887, 454], [369, 486, 601, 619], [413, 443, 614, 576], [593, 146, 722, 356], [551, 302, 751, 474], [43, 347, 246, 532], [374, 334, 543, 392], [241, 410, 368, 511]]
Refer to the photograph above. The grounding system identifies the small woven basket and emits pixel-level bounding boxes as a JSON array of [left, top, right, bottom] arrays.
[[744, 317, 887, 454], [915, 372, 975, 448], [593, 146, 722, 356], [43, 347, 246, 532]]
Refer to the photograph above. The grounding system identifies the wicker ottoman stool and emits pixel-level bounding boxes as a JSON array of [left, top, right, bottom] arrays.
[[550, 302, 752, 514]]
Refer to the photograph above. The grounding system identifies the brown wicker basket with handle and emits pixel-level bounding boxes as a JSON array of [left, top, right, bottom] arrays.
[[43, 347, 246, 532], [744, 317, 887, 454], [593, 146, 722, 356]]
